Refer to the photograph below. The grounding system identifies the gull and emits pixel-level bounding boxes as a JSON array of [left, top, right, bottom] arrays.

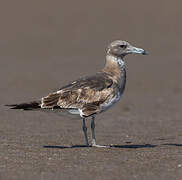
[[6, 40, 148, 147]]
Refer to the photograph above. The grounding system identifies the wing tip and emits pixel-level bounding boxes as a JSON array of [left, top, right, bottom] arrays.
[[5, 101, 41, 110], [4, 104, 19, 109]]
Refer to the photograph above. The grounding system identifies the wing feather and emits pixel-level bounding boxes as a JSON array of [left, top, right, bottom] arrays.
[[41, 72, 114, 114]]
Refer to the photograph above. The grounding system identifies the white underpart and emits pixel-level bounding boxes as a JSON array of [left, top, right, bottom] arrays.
[[68, 109, 80, 115], [59, 108, 82, 117], [100, 92, 122, 112], [78, 109, 84, 118]]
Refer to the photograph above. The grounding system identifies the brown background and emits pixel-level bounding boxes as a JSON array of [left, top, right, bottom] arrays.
[[1, 0, 182, 179]]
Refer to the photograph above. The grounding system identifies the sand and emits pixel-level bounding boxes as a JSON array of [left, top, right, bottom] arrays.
[[1, 0, 182, 179]]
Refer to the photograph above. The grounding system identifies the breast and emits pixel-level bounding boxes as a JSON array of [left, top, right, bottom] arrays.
[[100, 91, 122, 112]]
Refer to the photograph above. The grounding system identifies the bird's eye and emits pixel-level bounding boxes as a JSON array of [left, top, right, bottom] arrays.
[[119, 45, 126, 48]]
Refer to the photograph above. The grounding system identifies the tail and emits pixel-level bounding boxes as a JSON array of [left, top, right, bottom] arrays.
[[5, 101, 41, 110]]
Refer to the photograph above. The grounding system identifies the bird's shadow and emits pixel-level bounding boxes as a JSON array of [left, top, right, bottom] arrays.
[[43, 144, 157, 149], [162, 143, 182, 147]]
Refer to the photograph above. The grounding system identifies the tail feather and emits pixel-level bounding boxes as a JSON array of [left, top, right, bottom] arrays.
[[5, 101, 41, 110]]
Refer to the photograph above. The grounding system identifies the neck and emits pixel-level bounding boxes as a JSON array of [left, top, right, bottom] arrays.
[[103, 54, 125, 76], [103, 54, 126, 93]]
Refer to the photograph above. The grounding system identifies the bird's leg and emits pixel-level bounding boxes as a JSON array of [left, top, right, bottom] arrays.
[[91, 116, 96, 146], [82, 118, 89, 146], [91, 116, 110, 148]]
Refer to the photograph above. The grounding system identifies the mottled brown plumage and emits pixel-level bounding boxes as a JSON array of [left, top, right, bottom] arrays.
[[41, 71, 123, 117], [6, 40, 148, 147]]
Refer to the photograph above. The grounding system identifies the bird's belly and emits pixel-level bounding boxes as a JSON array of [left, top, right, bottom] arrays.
[[100, 92, 122, 112], [41, 108, 81, 119]]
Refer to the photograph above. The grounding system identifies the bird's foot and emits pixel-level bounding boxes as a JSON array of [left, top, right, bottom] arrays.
[[91, 143, 110, 148]]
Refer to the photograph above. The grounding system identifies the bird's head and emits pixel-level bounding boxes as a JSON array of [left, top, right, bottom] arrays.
[[107, 40, 148, 58]]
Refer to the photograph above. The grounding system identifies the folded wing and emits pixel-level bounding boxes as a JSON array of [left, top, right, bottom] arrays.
[[41, 72, 114, 116]]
